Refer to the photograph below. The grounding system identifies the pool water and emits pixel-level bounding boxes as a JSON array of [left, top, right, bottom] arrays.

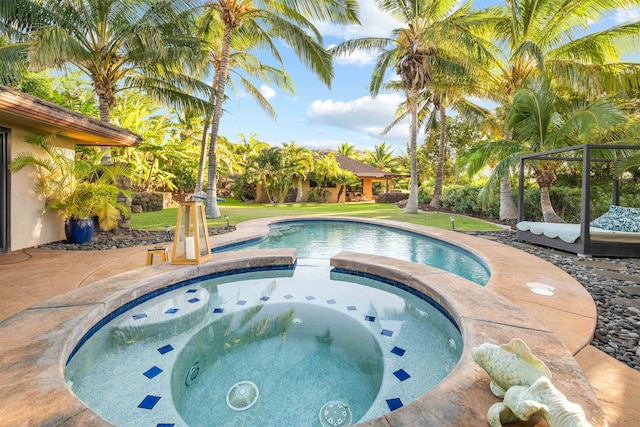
[[219, 220, 490, 285], [65, 265, 463, 426]]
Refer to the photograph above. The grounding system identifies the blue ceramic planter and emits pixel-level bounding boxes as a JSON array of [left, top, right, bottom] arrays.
[[65, 218, 95, 244]]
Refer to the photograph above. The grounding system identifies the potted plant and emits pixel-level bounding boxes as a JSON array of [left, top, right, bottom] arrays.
[[9, 133, 131, 244]]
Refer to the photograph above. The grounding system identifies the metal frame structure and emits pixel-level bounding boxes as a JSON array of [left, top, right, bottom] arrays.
[[517, 144, 640, 257]]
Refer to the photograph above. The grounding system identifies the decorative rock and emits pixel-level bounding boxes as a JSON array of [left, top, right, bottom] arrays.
[[40, 226, 236, 251]]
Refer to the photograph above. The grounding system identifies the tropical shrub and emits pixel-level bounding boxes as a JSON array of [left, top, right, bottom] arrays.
[[9, 133, 131, 230], [441, 186, 499, 219]]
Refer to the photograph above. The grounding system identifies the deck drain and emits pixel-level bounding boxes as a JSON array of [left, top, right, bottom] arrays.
[[185, 362, 200, 386], [226, 381, 259, 411], [319, 401, 351, 427]]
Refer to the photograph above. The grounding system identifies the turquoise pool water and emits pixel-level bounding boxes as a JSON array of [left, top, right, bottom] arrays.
[[65, 265, 462, 426], [218, 220, 490, 285]]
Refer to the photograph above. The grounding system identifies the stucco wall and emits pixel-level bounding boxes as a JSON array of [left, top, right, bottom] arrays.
[[3, 125, 67, 251]]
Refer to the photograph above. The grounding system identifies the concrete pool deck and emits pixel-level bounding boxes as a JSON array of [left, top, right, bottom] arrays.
[[0, 217, 638, 426]]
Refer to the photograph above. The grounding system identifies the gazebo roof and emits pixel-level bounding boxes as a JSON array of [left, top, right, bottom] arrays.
[[0, 85, 141, 147]]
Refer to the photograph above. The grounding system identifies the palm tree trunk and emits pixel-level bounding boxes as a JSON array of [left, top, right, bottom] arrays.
[[536, 168, 563, 223], [540, 186, 563, 223], [404, 88, 419, 214], [499, 130, 518, 224], [499, 175, 518, 224], [205, 25, 235, 218], [296, 178, 303, 202], [430, 102, 446, 208], [196, 76, 216, 194]]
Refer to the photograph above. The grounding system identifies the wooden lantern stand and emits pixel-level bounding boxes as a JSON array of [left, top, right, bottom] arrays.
[[171, 201, 211, 265]]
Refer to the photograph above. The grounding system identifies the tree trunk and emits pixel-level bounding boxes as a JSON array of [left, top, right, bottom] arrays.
[[404, 87, 419, 214], [296, 178, 303, 202], [430, 102, 446, 208], [337, 184, 345, 203], [536, 168, 563, 223], [499, 175, 518, 224], [540, 185, 563, 223], [499, 130, 517, 224], [196, 76, 217, 194], [206, 24, 235, 218]]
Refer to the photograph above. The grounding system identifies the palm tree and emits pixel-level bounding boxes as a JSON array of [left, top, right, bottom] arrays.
[[236, 133, 270, 167], [459, 0, 640, 223], [508, 76, 627, 222], [337, 142, 357, 158], [282, 141, 314, 202], [0, 0, 211, 123], [366, 142, 395, 171], [312, 153, 342, 198], [331, 0, 490, 214], [193, 14, 294, 194], [199, 0, 358, 217]]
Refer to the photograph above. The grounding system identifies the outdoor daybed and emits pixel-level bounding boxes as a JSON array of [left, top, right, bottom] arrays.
[[516, 144, 640, 258]]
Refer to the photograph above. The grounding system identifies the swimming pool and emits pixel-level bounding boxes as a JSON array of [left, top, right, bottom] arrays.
[[1, 216, 606, 426], [65, 265, 462, 426], [216, 220, 490, 285]]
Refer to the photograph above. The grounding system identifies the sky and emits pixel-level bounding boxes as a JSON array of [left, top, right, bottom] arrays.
[[217, 0, 640, 155]]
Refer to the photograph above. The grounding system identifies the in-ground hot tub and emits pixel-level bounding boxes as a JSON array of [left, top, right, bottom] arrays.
[[65, 265, 463, 426]]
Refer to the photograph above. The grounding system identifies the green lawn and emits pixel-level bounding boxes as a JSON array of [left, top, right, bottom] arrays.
[[131, 199, 502, 232]]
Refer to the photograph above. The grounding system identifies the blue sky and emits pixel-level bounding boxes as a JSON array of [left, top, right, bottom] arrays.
[[218, 0, 640, 154]]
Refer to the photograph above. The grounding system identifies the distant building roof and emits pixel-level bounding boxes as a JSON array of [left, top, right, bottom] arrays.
[[335, 155, 407, 179], [0, 85, 141, 147]]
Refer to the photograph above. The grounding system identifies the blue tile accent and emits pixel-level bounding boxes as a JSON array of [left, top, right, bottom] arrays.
[[347, 305, 357, 311], [186, 289, 197, 293], [187, 298, 200, 304], [213, 308, 224, 314], [157, 424, 175, 427], [381, 329, 393, 337], [393, 369, 411, 381], [157, 345, 174, 355], [164, 308, 179, 314], [143, 366, 163, 379], [305, 296, 315, 301], [236, 300, 247, 306], [138, 395, 161, 410], [391, 346, 406, 357], [331, 267, 461, 332], [283, 294, 293, 300], [386, 398, 403, 411], [327, 299, 337, 305], [132, 313, 147, 320], [65, 264, 296, 366], [260, 296, 270, 301], [365, 315, 375, 322]]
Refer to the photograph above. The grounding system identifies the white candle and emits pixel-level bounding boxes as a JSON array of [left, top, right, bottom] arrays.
[[185, 236, 196, 259]]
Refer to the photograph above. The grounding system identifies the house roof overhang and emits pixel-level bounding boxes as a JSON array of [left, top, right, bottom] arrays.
[[0, 85, 141, 147]]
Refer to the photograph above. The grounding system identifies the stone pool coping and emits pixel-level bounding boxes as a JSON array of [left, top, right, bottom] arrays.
[[0, 216, 604, 426]]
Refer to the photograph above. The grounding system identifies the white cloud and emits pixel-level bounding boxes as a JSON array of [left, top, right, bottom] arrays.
[[260, 85, 276, 100], [614, 7, 640, 23], [315, 0, 399, 40], [306, 93, 410, 141]]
